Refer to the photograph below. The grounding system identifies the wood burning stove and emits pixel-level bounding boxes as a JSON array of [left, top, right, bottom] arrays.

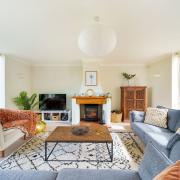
[[84, 104, 99, 121]]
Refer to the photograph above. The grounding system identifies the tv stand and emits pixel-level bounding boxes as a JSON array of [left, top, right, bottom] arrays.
[[40, 110, 71, 123]]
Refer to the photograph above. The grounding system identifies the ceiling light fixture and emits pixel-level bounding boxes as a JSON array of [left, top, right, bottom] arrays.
[[78, 16, 117, 57]]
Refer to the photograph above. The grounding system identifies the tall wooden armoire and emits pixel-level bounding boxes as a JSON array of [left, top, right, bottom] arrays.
[[121, 86, 147, 121]]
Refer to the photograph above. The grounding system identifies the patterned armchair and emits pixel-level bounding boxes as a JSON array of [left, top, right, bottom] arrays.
[[0, 109, 39, 157], [0, 109, 39, 137]]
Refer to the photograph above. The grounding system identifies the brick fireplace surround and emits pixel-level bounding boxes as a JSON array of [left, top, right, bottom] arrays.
[[71, 96, 111, 125]]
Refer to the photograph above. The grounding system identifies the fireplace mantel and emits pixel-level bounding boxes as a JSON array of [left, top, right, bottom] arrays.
[[72, 96, 107, 105]]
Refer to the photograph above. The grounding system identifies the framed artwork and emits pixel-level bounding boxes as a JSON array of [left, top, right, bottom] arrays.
[[85, 71, 97, 86]]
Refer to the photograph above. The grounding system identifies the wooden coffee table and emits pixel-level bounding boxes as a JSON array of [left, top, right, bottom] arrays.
[[45, 125, 113, 162]]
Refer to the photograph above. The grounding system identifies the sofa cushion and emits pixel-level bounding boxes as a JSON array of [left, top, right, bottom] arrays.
[[145, 122, 171, 133], [139, 143, 172, 180], [132, 111, 145, 122], [3, 128, 24, 150], [157, 106, 180, 132], [0, 170, 57, 180], [132, 122, 172, 144], [168, 109, 180, 132], [0, 123, 4, 150], [145, 131, 174, 155], [131, 122, 148, 143], [57, 169, 141, 180], [144, 108, 168, 128]]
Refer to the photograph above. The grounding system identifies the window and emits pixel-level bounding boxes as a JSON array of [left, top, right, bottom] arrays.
[[0, 55, 5, 108], [172, 53, 180, 109]]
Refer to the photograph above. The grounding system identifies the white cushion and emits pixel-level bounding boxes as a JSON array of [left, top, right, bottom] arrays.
[[0, 123, 4, 150], [0, 125, 24, 151], [144, 107, 168, 128], [3, 128, 24, 150]]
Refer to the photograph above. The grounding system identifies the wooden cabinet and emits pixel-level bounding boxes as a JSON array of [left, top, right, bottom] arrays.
[[121, 86, 147, 121]]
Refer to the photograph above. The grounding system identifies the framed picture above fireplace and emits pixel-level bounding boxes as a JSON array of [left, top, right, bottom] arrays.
[[85, 71, 97, 86]]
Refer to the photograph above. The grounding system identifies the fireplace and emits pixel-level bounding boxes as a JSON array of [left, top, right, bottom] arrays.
[[80, 104, 103, 122], [85, 104, 98, 121], [72, 96, 111, 125]]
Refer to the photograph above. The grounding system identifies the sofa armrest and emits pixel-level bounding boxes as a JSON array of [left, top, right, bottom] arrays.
[[129, 111, 145, 123], [167, 130, 180, 162], [169, 140, 180, 162], [167, 131, 180, 150], [138, 143, 172, 180]]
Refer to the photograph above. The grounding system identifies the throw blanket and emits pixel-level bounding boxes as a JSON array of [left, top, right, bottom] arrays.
[[0, 109, 39, 137]]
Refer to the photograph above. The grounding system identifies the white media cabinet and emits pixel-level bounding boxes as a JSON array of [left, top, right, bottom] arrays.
[[40, 110, 71, 123]]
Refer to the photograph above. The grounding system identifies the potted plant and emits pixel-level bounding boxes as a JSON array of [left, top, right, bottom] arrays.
[[122, 72, 136, 86], [111, 110, 122, 123], [13, 91, 39, 110]]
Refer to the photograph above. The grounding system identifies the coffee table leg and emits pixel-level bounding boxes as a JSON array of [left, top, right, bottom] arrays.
[[45, 141, 47, 161], [111, 142, 113, 162], [106, 142, 113, 162]]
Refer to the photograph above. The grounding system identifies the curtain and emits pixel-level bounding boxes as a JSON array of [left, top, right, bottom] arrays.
[[172, 53, 180, 109]]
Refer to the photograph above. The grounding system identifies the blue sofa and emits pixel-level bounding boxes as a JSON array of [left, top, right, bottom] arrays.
[[0, 143, 173, 180], [130, 107, 180, 162]]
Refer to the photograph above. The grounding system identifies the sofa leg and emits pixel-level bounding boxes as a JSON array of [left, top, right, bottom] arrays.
[[0, 150, 5, 157], [23, 135, 26, 140]]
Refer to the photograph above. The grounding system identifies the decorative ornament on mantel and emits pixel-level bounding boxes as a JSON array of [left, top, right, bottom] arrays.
[[78, 16, 117, 57]]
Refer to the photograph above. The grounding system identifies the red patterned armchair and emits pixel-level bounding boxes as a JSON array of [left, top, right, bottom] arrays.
[[0, 109, 39, 137]]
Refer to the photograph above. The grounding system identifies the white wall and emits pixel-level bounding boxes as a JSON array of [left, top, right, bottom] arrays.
[[4, 57, 149, 110], [100, 65, 148, 110], [172, 54, 180, 109], [5, 57, 32, 108], [31, 66, 82, 109], [147, 58, 172, 108], [31, 65, 148, 110], [0, 55, 5, 108]]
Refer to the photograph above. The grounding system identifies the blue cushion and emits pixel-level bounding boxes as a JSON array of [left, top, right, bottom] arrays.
[[139, 143, 172, 180], [132, 111, 145, 122], [145, 131, 174, 155], [144, 124, 171, 133], [131, 122, 172, 145], [168, 109, 180, 132], [57, 169, 141, 180], [0, 170, 57, 180]]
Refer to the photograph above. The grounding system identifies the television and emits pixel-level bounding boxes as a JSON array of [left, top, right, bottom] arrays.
[[39, 94, 66, 110]]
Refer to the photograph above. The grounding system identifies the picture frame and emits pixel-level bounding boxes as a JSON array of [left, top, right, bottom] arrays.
[[85, 71, 97, 86]]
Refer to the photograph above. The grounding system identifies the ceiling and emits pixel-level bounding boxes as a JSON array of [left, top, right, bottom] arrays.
[[0, 0, 180, 66]]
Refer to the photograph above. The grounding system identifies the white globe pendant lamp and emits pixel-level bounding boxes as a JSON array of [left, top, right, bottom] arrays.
[[78, 16, 117, 57]]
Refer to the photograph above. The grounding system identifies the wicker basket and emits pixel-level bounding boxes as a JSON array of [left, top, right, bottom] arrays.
[[51, 115, 60, 121], [111, 112, 122, 123]]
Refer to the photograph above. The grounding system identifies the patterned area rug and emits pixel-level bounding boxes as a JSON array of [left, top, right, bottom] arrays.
[[0, 132, 143, 171]]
